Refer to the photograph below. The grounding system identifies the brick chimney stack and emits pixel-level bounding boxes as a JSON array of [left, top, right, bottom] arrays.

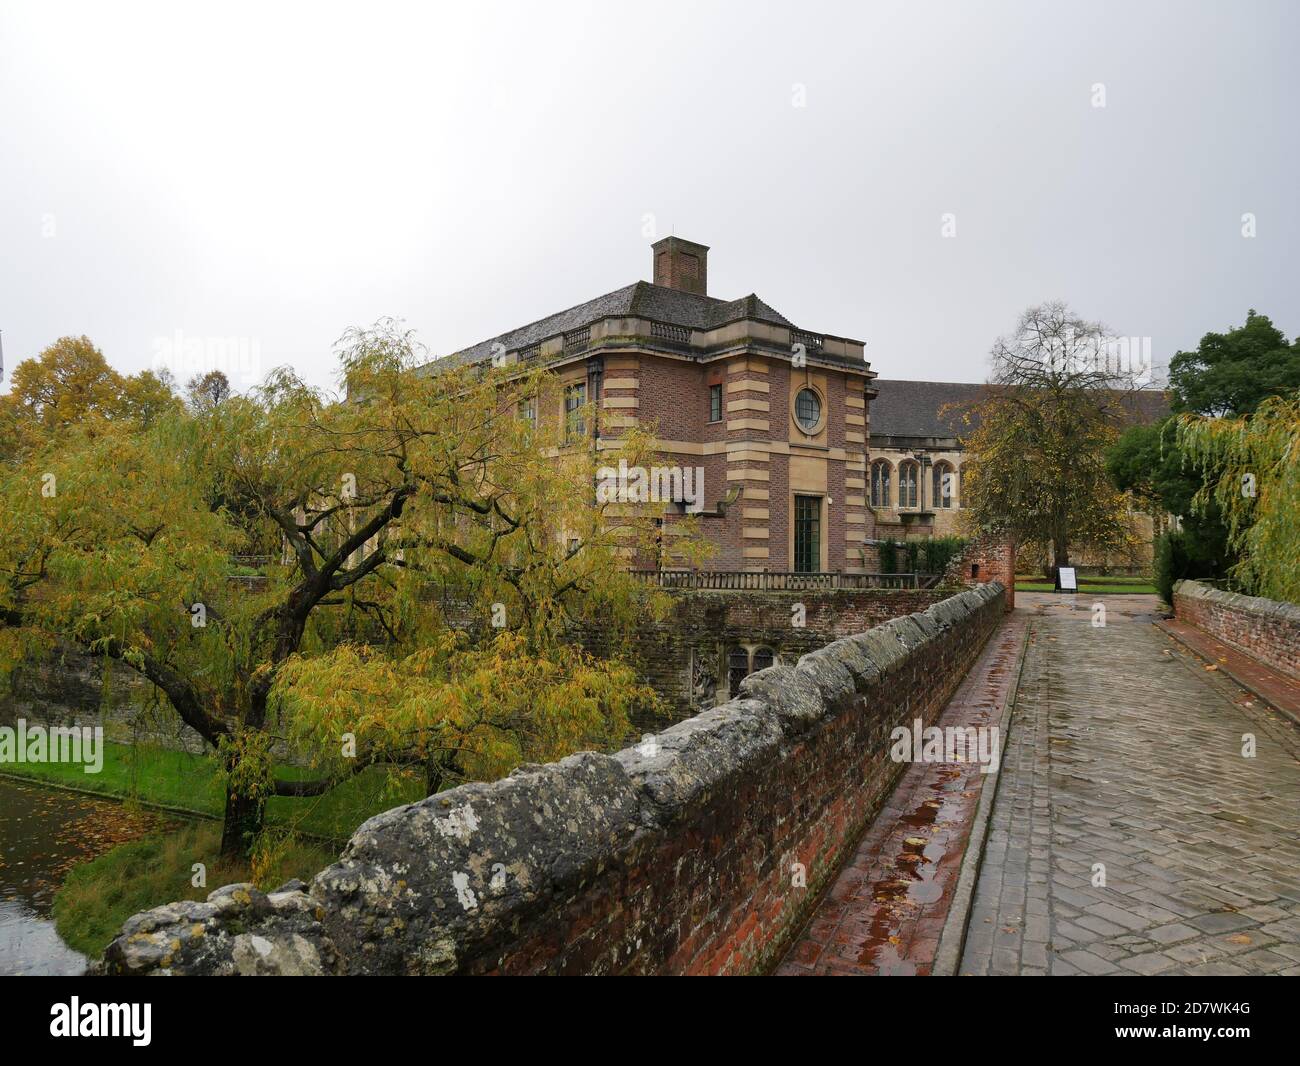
[[652, 236, 709, 296]]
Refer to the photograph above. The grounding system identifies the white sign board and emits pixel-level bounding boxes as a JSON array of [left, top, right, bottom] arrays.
[[1058, 567, 1078, 592]]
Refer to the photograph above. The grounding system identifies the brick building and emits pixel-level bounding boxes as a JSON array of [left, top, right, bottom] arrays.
[[429, 237, 876, 572]]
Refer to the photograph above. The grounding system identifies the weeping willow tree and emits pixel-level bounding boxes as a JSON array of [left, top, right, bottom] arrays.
[[0, 320, 701, 857], [1178, 390, 1300, 603]]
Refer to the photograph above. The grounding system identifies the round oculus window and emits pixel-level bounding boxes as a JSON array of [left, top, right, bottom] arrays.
[[794, 388, 822, 432]]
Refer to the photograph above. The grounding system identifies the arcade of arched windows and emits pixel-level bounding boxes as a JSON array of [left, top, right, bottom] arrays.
[[868, 457, 964, 509]]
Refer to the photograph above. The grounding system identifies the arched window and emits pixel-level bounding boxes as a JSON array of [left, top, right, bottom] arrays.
[[728, 646, 777, 695], [933, 462, 955, 508], [870, 460, 892, 507], [898, 461, 919, 509]]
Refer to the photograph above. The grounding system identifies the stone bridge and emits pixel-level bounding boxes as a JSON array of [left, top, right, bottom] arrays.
[[99, 576, 1300, 976]]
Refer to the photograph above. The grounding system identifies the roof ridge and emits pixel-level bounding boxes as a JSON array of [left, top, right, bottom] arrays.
[[869, 378, 1169, 438], [626, 279, 652, 316], [495, 281, 641, 339], [431, 282, 642, 366], [640, 281, 727, 305]]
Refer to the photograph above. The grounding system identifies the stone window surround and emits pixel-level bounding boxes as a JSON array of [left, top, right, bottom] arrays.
[[868, 455, 964, 510], [897, 459, 920, 509], [790, 383, 827, 437], [932, 459, 957, 508], [870, 458, 892, 508], [725, 643, 780, 698]]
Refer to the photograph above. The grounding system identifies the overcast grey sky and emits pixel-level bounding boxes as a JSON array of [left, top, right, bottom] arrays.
[[1, 0, 1296, 396]]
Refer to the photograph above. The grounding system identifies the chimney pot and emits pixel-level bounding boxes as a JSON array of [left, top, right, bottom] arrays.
[[652, 236, 709, 296]]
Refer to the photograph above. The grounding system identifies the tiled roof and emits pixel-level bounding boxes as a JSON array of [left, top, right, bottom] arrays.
[[428, 281, 797, 369], [870, 378, 1170, 439], [870, 380, 988, 438]]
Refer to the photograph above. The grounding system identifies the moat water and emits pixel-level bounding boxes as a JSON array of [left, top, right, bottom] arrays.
[[0, 778, 108, 975]]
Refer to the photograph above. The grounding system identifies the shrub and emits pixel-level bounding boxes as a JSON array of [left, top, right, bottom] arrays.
[[878, 536, 968, 576], [879, 540, 898, 573], [919, 535, 968, 575], [1154, 530, 1225, 605]]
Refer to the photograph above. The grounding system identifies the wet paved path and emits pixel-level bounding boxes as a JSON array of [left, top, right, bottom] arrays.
[[1157, 615, 1300, 724], [959, 593, 1300, 976], [776, 613, 1028, 975]]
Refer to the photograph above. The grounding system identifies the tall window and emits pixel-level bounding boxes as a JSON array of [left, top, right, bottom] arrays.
[[727, 647, 751, 696], [933, 462, 954, 507], [520, 396, 536, 430], [709, 382, 723, 423], [794, 494, 821, 573], [871, 461, 892, 507], [898, 461, 919, 509], [564, 383, 586, 442]]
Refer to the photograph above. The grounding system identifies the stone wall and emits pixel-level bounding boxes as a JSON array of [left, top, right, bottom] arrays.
[[0, 643, 208, 753], [99, 581, 1007, 976], [1173, 580, 1300, 681], [592, 586, 955, 723]]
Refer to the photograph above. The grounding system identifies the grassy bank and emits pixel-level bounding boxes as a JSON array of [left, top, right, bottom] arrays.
[[2, 740, 425, 842], [53, 820, 338, 958], [27, 741, 425, 960], [1015, 574, 1157, 595]]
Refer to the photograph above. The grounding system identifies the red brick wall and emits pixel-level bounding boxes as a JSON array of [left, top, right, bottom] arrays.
[[449, 586, 956, 723], [942, 533, 1017, 610], [457, 584, 1008, 975], [621, 353, 869, 572], [1173, 581, 1300, 681]]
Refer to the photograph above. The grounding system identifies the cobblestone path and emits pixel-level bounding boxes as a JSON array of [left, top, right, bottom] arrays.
[[958, 594, 1300, 976]]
